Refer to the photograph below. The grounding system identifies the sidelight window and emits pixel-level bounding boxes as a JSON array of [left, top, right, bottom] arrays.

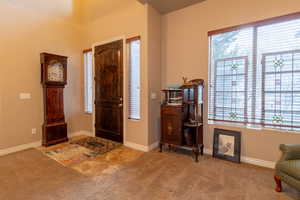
[[84, 49, 93, 114], [127, 37, 141, 120]]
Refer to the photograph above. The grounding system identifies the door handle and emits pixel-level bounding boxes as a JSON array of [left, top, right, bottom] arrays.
[[118, 104, 123, 107]]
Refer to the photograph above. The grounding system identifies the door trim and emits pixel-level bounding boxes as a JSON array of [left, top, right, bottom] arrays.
[[92, 36, 127, 144]]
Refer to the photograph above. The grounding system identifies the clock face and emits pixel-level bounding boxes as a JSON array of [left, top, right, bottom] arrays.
[[47, 60, 64, 82]]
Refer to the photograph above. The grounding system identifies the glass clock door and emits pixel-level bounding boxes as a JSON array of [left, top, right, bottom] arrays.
[[48, 61, 64, 82]]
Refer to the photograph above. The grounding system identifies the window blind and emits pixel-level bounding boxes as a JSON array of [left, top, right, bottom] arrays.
[[84, 50, 93, 114], [257, 19, 300, 130], [209, 28, 253, 124], [127, 38, 141, 120], [209, 14, 300, 131]]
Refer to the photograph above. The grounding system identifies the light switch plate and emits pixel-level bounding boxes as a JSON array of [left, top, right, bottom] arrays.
[[151, 92, 157, 100], [19, 93, 31, 100], [31, 128, 37, 135]]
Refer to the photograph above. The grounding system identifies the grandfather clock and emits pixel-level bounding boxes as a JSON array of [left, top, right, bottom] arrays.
[[41, 53, 68, 146]]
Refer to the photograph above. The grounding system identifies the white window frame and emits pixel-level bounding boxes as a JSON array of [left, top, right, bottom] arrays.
[[83, 50, 93, 114], [208, 13, 300, 132], [127, 37, 141, 120]]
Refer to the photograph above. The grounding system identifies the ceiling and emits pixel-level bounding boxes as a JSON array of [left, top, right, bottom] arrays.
[[138, 0, 206, 14]]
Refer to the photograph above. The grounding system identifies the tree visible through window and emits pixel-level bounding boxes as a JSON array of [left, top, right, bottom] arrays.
[[214, 56, 248, 122], [209, 16, 300, 131], [209, 28, 253, 123], [262, 50, 300, 129], [296, 30, 300, 38]]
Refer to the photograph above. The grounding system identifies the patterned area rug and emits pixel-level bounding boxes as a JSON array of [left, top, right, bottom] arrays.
[[44, 144, 97, 166], [70, 136, 122, 155], [37, 136, 143, 176], [40, 136, 122, 167]]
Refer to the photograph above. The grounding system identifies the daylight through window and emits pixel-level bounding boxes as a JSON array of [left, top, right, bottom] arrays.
[[84, 50, 93, 114], [209, 17, 300, 130], [128, 38, 141, 120]]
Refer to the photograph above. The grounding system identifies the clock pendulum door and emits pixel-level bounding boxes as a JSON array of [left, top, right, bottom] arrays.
[[41, 53, 68, 146]]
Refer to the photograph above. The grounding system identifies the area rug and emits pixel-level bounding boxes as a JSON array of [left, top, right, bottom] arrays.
[[37, 136, 144, 176], [41, 137, 122, 167], [43, 144, 97, 166], [70, 136, 122, 155]]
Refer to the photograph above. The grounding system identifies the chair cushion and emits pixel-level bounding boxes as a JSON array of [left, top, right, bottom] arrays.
[[277, 160, 300, 180]]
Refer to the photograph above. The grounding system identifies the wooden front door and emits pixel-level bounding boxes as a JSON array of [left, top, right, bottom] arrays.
[[94, 40, 123, 143]]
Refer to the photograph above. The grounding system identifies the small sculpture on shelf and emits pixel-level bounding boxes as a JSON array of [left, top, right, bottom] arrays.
[[182, 77, 188, 84]]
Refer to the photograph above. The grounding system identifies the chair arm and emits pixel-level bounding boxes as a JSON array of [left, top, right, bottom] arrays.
[[279, 144, 300, 161]]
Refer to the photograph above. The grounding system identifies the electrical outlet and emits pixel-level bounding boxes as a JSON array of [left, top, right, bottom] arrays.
[[31, 128, 37, 135]]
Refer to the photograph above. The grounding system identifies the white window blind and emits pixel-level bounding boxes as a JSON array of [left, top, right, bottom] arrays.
[[257, 19, 300, 130], [84, 50, 93, 114], [209, 15, 300, 131], [209, 28, 253, 123], [128, 39, 141, 120]]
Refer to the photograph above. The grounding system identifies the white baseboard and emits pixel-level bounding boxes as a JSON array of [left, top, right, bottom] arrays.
[[241, 156, 275, 169], [0, 130, 94, 157], [70, 131, 160, 152], [148, 141, 160, 151], [0, 141, 41, 157], [69, 130, 94, 138], [124, 141, 159, 152], [204, 148, 213, 155], [204, 148, 275, 169], [0, 135, 275, 169], [124, 141, 148, 152]]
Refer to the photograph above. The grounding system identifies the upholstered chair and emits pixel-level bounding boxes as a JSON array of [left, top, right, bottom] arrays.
[[275, 144, 300, 192]]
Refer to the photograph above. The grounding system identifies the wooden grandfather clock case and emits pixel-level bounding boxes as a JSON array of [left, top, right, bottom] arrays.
[[41, 53, 68, 146]]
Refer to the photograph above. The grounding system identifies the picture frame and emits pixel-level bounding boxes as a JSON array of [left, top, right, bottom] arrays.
[[213, 128, 241, 163]]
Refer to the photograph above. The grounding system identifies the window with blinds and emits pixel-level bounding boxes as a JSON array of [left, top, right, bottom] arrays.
[[127, 38, 141, 120], [84, 50, 93, 114], [209, 14, 300, 131]]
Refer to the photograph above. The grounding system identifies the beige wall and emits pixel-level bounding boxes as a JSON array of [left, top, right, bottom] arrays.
[[3, 0, 297, 162], [81, 0, 150, 146], [161, 0, 300, 162], [0, 0, 90, 149], [0, 0, 161, 150], [146, 5, 162, 145], [80, 1, 164, 147]]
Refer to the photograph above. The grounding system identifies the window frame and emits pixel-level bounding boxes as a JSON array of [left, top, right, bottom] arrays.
[[208, 12, 300, 36], [213, 56, 249, 123], [261, 49, 300, 129], [208, 12, 300, 131], [126, 36, 141, 120], [83, 48, 93, 114]]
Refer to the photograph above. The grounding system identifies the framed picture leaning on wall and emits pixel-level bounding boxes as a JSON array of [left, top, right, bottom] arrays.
[[213, 128, 241, 163]]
